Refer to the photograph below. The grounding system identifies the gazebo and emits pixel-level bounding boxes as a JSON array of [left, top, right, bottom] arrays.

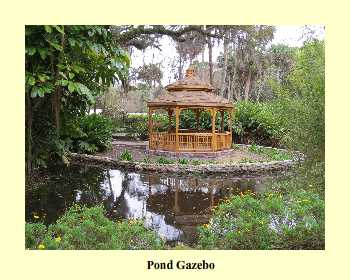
[[147, 68, 234, 153]]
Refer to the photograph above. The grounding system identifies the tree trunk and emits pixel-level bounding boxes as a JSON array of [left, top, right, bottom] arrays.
[[208, 36, 213, 85], [244, 69, 252, 101], [227, 75, 232, 101], [52, 89, 62, 134], [25, 92, 33, 177], [51, 29, 65, 135], [220, 35, 228, 97]]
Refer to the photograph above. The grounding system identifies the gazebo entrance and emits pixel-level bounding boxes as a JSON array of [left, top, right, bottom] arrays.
[[148, 68, 234, 153]]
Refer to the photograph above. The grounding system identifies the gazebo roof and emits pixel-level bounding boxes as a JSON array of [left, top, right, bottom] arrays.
[[148, 68, 233, 108]]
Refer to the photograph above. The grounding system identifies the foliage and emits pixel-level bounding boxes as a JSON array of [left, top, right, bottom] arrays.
[[217, 26, 275, 101], [136, 63, 163, 87], [178, 158, 189, 165], [25, 25, 130, 172], [25, 205, 164, 250], [271, 39, 325, 161], [25, 222, 47, 249], [61, 113, 114, 154], [119, 150, 133, 161], [156, 157, 176, 164], [197, 189, 324, 250], [112, 113, 168, 140], [233, 101, 284, 146]]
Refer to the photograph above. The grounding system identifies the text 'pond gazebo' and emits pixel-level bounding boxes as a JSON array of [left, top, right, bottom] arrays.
[[147, 68, 234, 153]]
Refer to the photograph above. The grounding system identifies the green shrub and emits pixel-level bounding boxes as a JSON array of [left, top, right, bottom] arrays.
[[190, 159, 201, 166], [79, 114, 114, 152], [178, 158, 189, 165], [113, 114, 168, 140], [119, 150, 133, 161], [25, 222, 47, 249], [197, 189, 324, 250], [156, 157, 175, 164], [62, 113, 114, 154], [233, 101, 284, 146], [25, 205, 165, 250]]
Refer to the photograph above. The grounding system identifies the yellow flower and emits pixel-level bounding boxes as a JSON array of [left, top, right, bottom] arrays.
[[38, 244, 45, 250], [33, 214, 39, 219], [55, 236, 61, 242]]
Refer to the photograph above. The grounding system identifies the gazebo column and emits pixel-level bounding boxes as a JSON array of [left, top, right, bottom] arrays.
[[175, 106, 180, 152], [167, 108, 173, 132], [148, 108, 153, 149], [211, 108, 217, 151]]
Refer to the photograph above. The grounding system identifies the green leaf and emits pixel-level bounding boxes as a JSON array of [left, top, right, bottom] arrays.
[[26, 47, 36, 56], [38, 88, 45, 97], [59, 71, 68, 79], [38, 48, 48, 59], [68, 82, 75, 93], [30, 87, 39, 98], [54, 25, 64, 34], [37, 74, 46, 82], [46, 39, 63, 51], [44, 25, 52, 33], [68, 72, 75, 79], [75, 83, 94, 103], [28, 76, 36, 86], [68, 38, 76, 47]]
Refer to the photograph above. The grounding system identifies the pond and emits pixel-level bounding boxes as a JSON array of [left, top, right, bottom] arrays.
[[26, 164, 285, 245]]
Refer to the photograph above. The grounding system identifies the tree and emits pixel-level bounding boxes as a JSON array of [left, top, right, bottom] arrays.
[[25, 25, 130, 175], [136, 63, 163, 88], [217, 25, 275, 101], [175, 31, 206, 79]]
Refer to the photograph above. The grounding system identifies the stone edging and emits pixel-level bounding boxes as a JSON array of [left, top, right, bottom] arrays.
[[69, 144, 304, 175]]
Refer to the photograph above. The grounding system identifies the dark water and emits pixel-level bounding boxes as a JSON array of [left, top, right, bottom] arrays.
[[26, 164, 279, 245]]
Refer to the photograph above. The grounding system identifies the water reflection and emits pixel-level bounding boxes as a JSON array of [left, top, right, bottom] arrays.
[[26, 165, 272, 245]]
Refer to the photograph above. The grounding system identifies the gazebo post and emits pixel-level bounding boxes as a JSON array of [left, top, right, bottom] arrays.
[[229, 108, 233, 132], [167, 108, 172, 132], [211, 108, 217, 151], [148, 107, 153, 149], [175, 106, 180, 152]]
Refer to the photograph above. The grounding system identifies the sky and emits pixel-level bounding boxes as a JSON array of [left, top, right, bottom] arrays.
[[130, 25, 325, 85]]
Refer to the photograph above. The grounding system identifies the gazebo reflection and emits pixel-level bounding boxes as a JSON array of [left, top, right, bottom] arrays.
[[143, 174, 264, 243]]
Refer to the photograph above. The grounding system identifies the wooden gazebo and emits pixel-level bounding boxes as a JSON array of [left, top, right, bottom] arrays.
[[148, 68, 234, 152]]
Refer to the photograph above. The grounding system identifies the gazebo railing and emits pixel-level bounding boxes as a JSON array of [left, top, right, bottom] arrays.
[[178, 133, 212, 151], [149, 131, 232, 152], [216, 132, 232, 150]]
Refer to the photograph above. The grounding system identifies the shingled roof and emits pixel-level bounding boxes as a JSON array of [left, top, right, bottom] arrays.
[[148, 68, 233, 108]]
